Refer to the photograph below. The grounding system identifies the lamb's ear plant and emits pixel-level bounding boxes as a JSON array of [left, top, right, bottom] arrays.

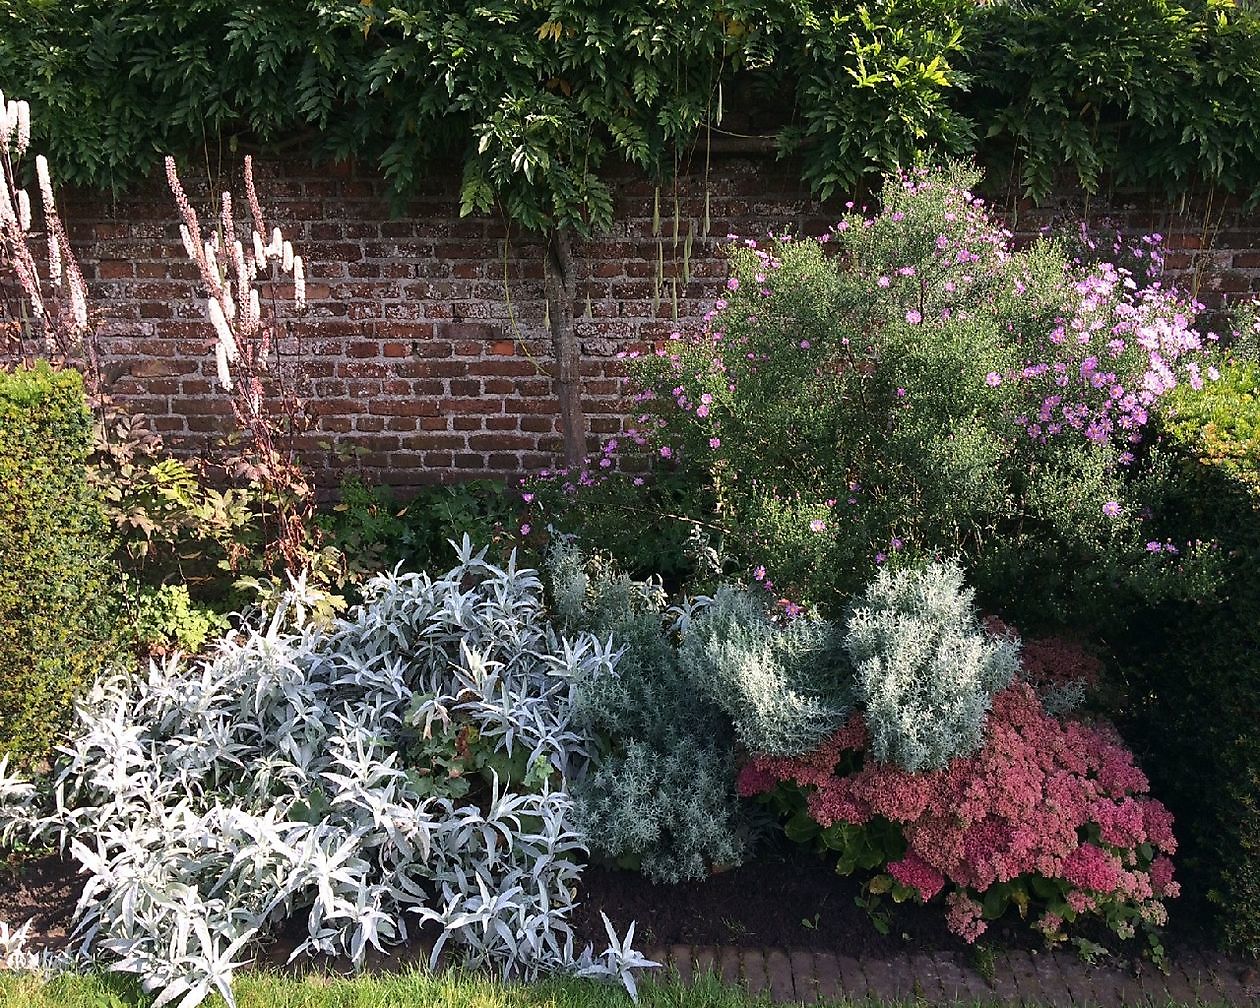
[[0, 539, 654, 1007]]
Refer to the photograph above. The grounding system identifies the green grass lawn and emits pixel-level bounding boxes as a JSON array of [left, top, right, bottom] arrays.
[[0, 968, 1239, 1008]]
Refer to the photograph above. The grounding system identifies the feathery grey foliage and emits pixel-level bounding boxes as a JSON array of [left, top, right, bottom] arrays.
[[0, 539, 655, 1008], [549, 540, 745, 884], [845, 561, 1019, 772], [684, 584, 853, 757]]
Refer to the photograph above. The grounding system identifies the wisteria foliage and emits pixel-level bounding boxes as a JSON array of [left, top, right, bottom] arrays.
[[844, 561, 1019, 772], [0, 539, 655, 1007]]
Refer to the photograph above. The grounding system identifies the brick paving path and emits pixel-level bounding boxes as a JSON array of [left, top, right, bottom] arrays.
[[640, 945, 1260, 1005]]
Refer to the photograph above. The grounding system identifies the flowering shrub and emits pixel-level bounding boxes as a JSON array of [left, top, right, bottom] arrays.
[[739, 681, 1179, 956], [613, 163, 1229, 628]]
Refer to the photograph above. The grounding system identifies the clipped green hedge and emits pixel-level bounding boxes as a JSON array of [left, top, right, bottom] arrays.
[[0, 363, 116, 764], [1116, 362, 1260, 954]]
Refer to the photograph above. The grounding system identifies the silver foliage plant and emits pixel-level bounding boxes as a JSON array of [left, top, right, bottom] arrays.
[[684, 584, 853, 757], [0, 539, 656, 1007], [844, 560, 1020, 772]]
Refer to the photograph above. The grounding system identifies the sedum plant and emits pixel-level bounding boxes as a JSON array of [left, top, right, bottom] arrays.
[[0, 539, 653, 1007], [844, 561, 1019, 772]]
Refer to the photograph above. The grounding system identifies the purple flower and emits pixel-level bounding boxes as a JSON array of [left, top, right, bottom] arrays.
[[659, 446, 673, 459], [708, 436, 721, 449], [726, 277, 740, 291], [1146, 541, 1163, 553], [520, 523, 532, 536], [521, 492, 535, 503], [1102, 501, 1121, 517], [753, 565, 767, 581], [874, 552, 887, 564], [877, 276, 891, 288], [985, 372, 1002, 387], [906, 310, 922, 325], [810, 519, 827, 533]]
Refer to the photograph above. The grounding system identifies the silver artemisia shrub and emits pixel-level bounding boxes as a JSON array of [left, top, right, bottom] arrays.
[[550, 542, 853, 882], [0, 538, 654, 1008], [845, 560, 1020, 772]]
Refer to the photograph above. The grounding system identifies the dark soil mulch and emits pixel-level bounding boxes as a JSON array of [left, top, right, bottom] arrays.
[[0, 840, 1224, 970], [572, 839, 995, 956], [0, 851, 79, 953]]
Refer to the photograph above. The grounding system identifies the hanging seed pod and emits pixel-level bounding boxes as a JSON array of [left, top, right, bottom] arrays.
[[585, 293, 593, 320], [704, 189, 711, 237], [655, 238, 664, 297], [717, 81, 724, 125], [671, 278, 679, 321], [652, 186, 661, 237], [673, 194, 680, 248], [684, 222, 695, 285], [544, 299, 551, 330]]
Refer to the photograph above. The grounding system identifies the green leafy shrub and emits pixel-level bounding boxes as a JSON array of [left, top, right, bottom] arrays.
[[1113, 362, 1260, 954], [845, 562, 1019, 772], [8, 0, 1260, 217], [1162, 361, 1260, 496], [317, 475, 526, 589], [114, 582, 228, 657], [609, 163, 1222, 631], [0, 363, 116, 763]]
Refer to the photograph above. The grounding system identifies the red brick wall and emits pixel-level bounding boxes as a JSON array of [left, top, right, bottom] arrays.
[[61, 157, 1260, 492]]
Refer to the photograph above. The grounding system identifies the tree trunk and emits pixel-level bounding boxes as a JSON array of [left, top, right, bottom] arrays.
[[543, 227, 586, 471]]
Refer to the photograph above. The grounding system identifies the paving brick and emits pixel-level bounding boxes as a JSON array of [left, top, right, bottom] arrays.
[[933, 952, 997, 1004], [789, 950, 817, 1002], [1160, 961, 1202, 1005], [811, 952, 843, 1002], [834, 954, 868, 1000], [908, 951, 947, 1004], [984, 952, 1024, 1004], [1030, 951, 1076, 1007], [719, 947, 742, 988], [693, 945, 719, 983], [668, 944, 693, 987], [743, 949, 770, 997], [766, 949, 795, 1003], [862, 956, 913, 1001]]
